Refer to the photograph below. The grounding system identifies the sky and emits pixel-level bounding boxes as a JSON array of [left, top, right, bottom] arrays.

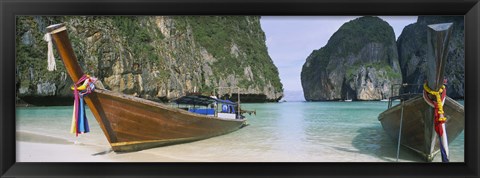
[[260, 16, 418, 96]]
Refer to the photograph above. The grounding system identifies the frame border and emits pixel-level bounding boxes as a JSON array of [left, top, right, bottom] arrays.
[[1, 0, 479, 177]]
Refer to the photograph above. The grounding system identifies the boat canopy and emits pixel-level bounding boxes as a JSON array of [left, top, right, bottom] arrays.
[[174, 95, 236, 106], [217, 99, 236, 105]]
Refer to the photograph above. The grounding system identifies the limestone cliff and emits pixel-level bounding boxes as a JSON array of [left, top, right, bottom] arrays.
[[16, 16, 283, 105], [301, 16, 402, 101], [397, 16, 464, 99]]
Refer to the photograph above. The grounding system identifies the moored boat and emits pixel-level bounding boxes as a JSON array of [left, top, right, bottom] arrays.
[[345, 93, 352, 102], [46, 23, 248, 152], [377, 23, 464, 162]]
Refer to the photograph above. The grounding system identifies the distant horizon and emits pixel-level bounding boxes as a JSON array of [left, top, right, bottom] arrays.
[[260, 16, 418, 101]]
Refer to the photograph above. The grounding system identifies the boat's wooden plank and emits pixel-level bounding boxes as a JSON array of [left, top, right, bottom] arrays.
[[94, 90, 244, 142]]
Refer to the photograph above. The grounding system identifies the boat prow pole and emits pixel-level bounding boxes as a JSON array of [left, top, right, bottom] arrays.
[[425, 23, 453, 91], [46, 23, 117, 143], [46, 24, 84, 81], [424, 22, 454, 162]]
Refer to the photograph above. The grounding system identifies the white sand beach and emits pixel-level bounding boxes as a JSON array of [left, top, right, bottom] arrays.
[[15, 130, 424, 162], [16, 131, 186, 162]]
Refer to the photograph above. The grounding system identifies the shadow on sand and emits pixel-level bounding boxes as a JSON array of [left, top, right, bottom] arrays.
[[92, 149, 113, 156], [346, 126, 426, 162]]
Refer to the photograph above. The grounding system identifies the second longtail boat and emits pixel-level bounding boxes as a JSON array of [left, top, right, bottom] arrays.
[[378, 22, 465, 162]]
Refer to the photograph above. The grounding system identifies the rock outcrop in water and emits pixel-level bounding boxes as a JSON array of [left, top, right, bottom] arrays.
[[301, 16, 402, 101], [397, 16, 464, 99], [16, 16, 283, 105]]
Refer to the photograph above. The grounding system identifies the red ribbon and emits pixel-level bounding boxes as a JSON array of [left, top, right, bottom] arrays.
[[423, 79, 449, 162], [424, 82, 447, 137]]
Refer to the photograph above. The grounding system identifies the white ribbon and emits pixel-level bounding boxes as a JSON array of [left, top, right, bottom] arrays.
[[441, 123, 449, 158], [43, 33, 56, 71]]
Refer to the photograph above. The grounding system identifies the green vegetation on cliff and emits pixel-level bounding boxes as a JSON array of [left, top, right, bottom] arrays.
[[16, 17, 67, 91], [112, 16, 165, 65], [311, 16, 396, 71], [301, 16, 401, 101], [345, 62, 401, 80], [173, 16, 282, 92]]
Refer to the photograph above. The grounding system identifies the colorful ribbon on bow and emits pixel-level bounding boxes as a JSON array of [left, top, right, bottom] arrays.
[[423, 79, 449, 162], [70, 75, 96, 136]]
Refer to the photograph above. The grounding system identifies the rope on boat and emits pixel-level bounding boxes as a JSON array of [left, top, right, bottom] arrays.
[[396, 100, 405, 162], [423, 81, 449, 162], [70, 75, 96, 136], [43, 33, 56, 71]]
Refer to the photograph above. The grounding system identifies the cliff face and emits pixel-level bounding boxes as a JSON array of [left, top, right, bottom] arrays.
[[397, 16, 464, 99], [301, 16, 402, 101], [16, 16, 283, 105]]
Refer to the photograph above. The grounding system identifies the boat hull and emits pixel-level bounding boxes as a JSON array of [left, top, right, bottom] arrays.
[[378, 96, 464, 161], [89, 89, 246, 152]]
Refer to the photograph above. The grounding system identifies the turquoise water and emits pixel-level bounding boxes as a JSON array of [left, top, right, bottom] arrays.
[[16, 101, 464, 162]]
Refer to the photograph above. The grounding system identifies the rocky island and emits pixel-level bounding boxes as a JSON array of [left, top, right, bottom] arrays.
[[397, 16, 464, 99], [301, 16, 402, 101], [301, 16, 465, 101]]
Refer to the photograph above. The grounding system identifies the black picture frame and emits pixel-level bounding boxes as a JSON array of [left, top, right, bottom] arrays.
[[1, 0, 479, 177]]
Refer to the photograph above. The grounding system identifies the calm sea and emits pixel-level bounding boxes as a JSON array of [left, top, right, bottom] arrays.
[[16, 101, 464, 162]]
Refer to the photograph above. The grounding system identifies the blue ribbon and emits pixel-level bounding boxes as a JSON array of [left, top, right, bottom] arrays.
[[77, 96, 90, 133], [439, 137, 449, 162]]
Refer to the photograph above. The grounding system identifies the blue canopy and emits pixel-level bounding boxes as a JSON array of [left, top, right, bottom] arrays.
[[217, 99, 236, 105], [174, 95, 237, 106]]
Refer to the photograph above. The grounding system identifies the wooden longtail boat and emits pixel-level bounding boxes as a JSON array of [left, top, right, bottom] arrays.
[[47, 23, 247, 152], [378, 23, 465, 162]]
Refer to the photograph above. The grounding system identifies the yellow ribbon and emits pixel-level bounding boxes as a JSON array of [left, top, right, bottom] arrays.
[[70, 75, 90, 91], [423, 83, 446, 122]]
